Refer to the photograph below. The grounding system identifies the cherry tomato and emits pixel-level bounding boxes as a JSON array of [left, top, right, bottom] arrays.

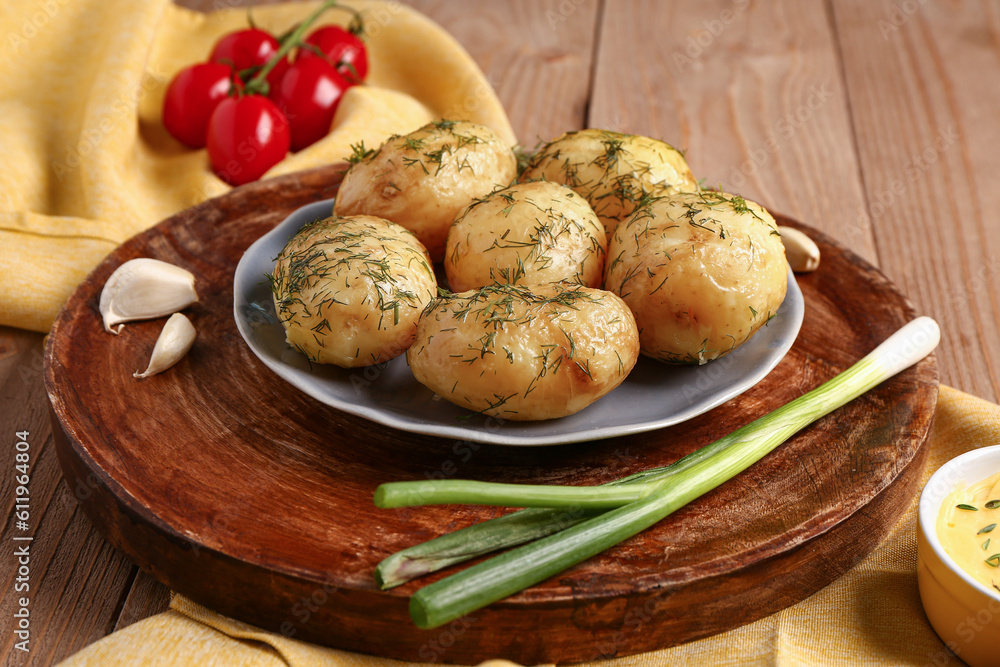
[[209, 28, 288, 93], [206, 95, 290, 186], [269, 58, 348, 152], [299, 25, 368, 84], [162, 62, 234, 148]]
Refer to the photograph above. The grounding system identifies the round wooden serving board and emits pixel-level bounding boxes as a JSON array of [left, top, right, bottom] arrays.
[[45, 164, 938, 665]]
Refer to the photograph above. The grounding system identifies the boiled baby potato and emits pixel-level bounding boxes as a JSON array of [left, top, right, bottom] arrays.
[[407, 283, 639, 421], [269, 214, 437, 367], [605, 191, 788, 364], [334, 120, 518, 261], [520, 128, 698, 238], [445, 180, 607, 292]]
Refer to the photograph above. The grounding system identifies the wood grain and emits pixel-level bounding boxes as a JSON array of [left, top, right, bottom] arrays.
[[6, 0, 1000, 663], [589, 0, 877, 264], [113, 571, 171, 632], [44, 163, 937, 664], [0, 330, 138, 666], [830, 0, 1000, 402], [405, 0, 601, 142]]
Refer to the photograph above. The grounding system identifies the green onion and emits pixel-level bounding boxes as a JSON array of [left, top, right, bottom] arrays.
[[375, 392, 813, 588], [375, 480, 649, 509], [375, 506, 605, 589], [378, 317, 940, 629], [376, 396, 804, 588]]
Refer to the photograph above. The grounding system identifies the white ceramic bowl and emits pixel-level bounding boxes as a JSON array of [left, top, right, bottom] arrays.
[[917, 444, 1000, 666]]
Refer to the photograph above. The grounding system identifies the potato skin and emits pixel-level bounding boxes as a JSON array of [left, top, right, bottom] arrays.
[[520, 129, 698, 239], [270, 215, 437, 367], [445, 181, 607, 292], [605, 191, 788, 364], [334, 120, 517, 261], [407, 284, 639, 421]]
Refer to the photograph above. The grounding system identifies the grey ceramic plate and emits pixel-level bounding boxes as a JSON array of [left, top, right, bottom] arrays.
[[234, 198, 805, 446]]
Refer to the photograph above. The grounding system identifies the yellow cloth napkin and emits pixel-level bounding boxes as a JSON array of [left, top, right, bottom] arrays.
[[58, 384, 995, 666], [0, 0, 515, 334]]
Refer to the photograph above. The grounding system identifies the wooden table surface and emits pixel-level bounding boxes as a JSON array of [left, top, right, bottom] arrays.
[[3, 0, 998, 664]]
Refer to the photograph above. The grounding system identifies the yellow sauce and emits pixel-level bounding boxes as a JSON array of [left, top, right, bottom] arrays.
[[937, 471, 1000, 594]]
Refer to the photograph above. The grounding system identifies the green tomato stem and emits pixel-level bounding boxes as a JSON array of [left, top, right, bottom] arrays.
[[245, 0, 342, 94]]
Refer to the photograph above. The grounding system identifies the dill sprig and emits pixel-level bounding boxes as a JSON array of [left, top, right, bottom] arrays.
[[410, 284, 616, 414], [346, 141, 375, 165], [395, 119, 488, 177], [269, 216, 436, 361], [521, 129, 696, 231], [449, 183, 606, 287]]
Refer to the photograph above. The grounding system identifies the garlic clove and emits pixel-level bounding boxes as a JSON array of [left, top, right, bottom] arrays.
[[100, 258, 198, 333], [778, 225, 821, 273], [134, 313, 196, 379]]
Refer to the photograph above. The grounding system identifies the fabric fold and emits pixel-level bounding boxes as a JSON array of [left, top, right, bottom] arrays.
[[0, 0, 516, 333]]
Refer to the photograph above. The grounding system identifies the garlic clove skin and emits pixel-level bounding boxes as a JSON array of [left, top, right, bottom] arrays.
[[778, 225, 821, 273], [100, 258, 198, 334], [134, 313, 196, 379]]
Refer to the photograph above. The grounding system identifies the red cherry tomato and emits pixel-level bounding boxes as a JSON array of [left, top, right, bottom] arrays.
[[299, 25, 368, 84], [206, 95, 290, 186], [209, 28, 288, 93], [269, 58, 348, 152], [162, 62, 234, 148]]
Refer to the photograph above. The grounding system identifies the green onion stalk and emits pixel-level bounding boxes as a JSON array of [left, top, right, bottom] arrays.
[[375, 317, 940, 629], [374, 432, 759, 589]]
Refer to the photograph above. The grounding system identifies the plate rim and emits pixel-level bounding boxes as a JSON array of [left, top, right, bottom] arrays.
[[234, 198, 805, 446]]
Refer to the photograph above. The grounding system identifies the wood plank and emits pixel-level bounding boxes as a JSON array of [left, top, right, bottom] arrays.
[[830, 0, 1000, 400], [0, 328, 138, 665], [588, 0, 877, 264], [403, 0, 601, 141], [114, 571, 172, 632]]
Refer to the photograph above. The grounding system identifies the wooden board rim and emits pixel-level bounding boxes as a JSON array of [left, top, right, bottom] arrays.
[[43, 164, 939, 663]]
